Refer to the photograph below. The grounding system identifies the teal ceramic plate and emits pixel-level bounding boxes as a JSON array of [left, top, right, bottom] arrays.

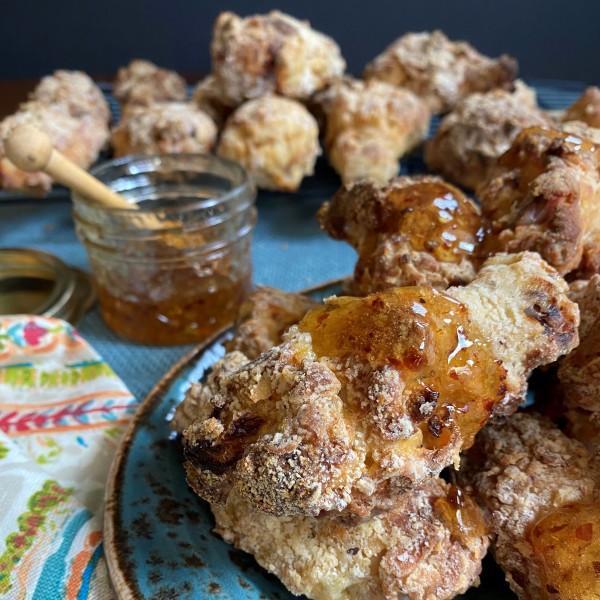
[[104, 327, 514, 600]]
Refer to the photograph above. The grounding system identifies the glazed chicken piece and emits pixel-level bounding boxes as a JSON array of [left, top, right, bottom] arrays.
[[212, 479, 489, 600], [211, 11, 345, 106], [172, 287, 317, 434], [182, 252, 578, 520], [111, 102, 217, 156], [318, 175, 485, 293], [217, 95, 320, 191], [363, 30, 517, 114], [113, 59, 187, 108], [0, 71, 109, 195], [424, 85, 550, 190], [461, 412, 600, 600], [562, 86, 600, 129], [477, 126, 600, 278], [315, 78, 430, 184]]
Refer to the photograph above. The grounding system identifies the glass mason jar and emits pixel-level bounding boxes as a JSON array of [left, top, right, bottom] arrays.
[[73, 154, 256, 345]]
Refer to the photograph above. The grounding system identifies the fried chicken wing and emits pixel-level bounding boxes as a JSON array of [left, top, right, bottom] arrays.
[[113, 59, 187, 108], [191, 74, 234, 127], [225, 286, 317, 359], [217, 95, 320, 191], [461, 412, 599, 600], [424, 85, 550, 190], [558, 275, 600, 411], [182, 253, 577, 519], [317, 78, 430, 184], [212, 479, 489, 600], [562, 86, 600, 129], [318, 175, 484, 293], [110, 102, 217, 157], [211, 11, 345, 106], [0, 71, 109, 195], [477, 126, 600, 277], [31, 70, 110, 124], [363, 30, 517, 114]]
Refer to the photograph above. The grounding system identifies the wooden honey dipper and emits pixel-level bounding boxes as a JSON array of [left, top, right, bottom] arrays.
[[5, 124, 136, 210]]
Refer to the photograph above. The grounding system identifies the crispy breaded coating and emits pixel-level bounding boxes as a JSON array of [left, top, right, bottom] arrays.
[[424, 86, 550, 190], [182, 253, 577, 519], [211, 11, 345, 105], [191, 74, 234, 127], [31, 70, 110, 124], [477, 126, 600, 277], [461, 412, 598, 600], [212, 480, 489, 600], [172, 287, 317, 434], [364, 30, 517, 114], [113, 59, 187, 108], [318, 175, 484, 293], [110, 102, 217, 157], [0, 70, 109, 195], [226, 286, 317, 359], [217, 95, 320, 191], [562, 86, 600, 129], [558, 275, 600, 412], [319, 78, 430, 184]]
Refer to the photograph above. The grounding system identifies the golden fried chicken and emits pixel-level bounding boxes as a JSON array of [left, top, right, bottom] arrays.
[[182, 253, 577, 520], [217, 95, 320, 191], [31, 70, 110, 124], [562, 86, 600, 129], [0, 70, 110, 195], [212, 480, 489, 600], [316, 78, 430, 184], [424, 85, 550, 190], [113, 59, 187, 108], [363, 30, 517, 114], [211, 11, 345, 105], [226, 286, 317, 359], [558, 275, 600, 411], [477, 126, 600, 277], [110, 102, 217, 157], [191, 74, 234, 127], [172, 287, 317, 434], [318, 175, 484, 293], [461, 412, 600, 600]]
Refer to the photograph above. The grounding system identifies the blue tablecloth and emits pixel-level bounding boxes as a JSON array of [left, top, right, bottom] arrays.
[[0, 80, 587, 402]]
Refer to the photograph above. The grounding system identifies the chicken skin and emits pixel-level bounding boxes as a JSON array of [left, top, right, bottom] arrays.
[[110, 102, 217, 156], [211, 11, 345, 106], [318, 175, 485, 294], [182, 253, 578, 520], [212, 479, 489, 600], [0, 71, 109, 195], [461, 412, 600, 600], [217, 95, 320, 191], [477, 126, 600, 278], [314, 78, 430, 185], [425, 85, 550, 190], [113, 59, 187, 108], [364, 30, 517, 114], [562, 86, 600, 129]]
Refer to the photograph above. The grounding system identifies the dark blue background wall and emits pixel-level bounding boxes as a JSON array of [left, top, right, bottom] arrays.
[[2, 0, 599, 84]]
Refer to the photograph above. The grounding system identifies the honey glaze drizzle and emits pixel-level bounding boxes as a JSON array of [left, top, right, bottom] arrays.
[[373, 182, 485, 263], [299, 287, 505, 449], [529, 502, 600, 599]]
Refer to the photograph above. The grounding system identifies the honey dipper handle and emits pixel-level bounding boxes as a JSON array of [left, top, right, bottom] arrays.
[[5, 124, 134, 210]]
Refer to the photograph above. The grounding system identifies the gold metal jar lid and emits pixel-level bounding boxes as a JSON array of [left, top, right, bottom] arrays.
[[0, 248, 96, 325]]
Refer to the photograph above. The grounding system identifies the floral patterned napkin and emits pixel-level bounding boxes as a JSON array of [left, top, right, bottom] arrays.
[[0, 316, 139, 599]]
